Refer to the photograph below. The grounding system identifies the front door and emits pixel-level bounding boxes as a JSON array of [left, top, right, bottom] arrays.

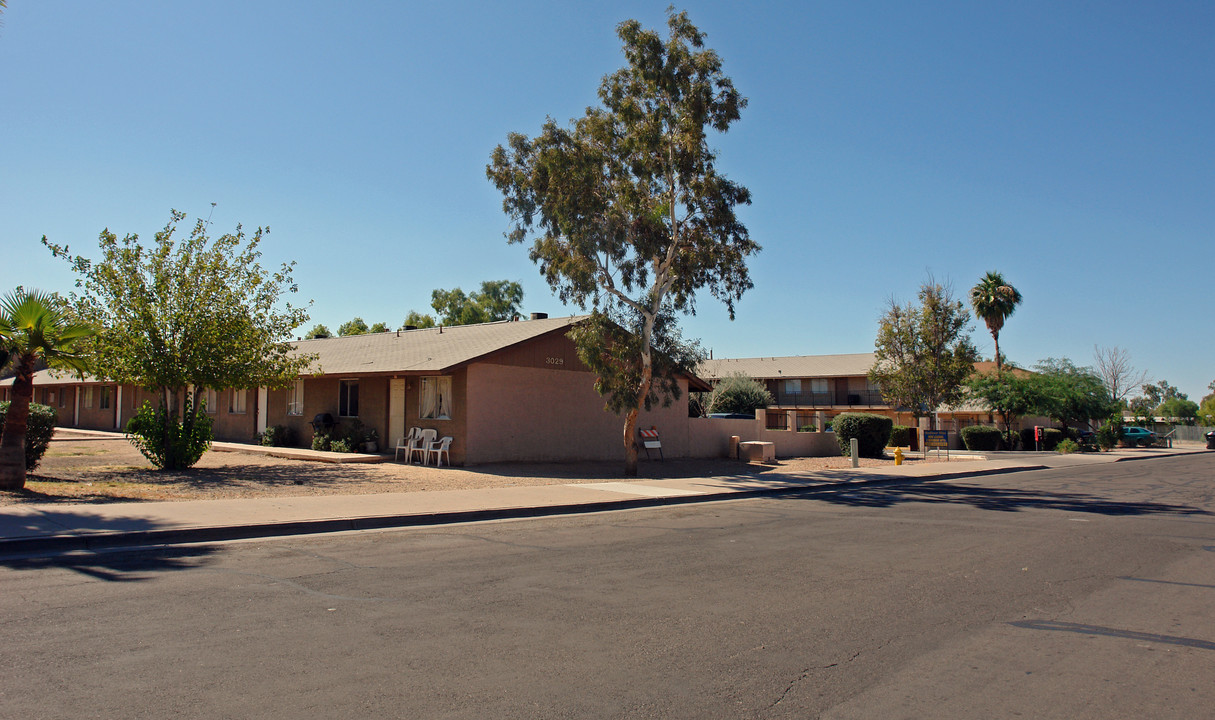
[[389, 378, 406, 447], [256, 387, 268, 435]]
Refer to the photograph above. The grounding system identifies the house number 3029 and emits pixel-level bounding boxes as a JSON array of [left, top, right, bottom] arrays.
[[545, 357, 565, 366]]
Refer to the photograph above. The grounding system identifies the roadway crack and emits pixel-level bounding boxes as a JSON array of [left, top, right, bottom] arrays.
[[770, 650, 862, 707]]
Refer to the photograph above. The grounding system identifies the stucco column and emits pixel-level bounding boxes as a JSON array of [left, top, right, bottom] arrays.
[[816, 411, 825, 433], [114, 386, 124, 430]]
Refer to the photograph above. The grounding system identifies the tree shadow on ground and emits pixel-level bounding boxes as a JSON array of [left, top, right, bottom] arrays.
[[0, 510, 219, 581], [1, 544, 219, 581], [458, 458, 781, 481], [795, 479, 1211, 517]]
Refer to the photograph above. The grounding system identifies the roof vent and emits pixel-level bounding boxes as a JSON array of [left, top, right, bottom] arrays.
[[530, 312, 548, 320]]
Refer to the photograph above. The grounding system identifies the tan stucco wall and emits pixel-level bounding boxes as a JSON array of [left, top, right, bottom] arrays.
[[688, 417, 841, 458], [463, 363, 691, 465]]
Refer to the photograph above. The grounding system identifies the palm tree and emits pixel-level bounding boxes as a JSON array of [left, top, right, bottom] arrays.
[[969, 271, 1022, 375], [0, 290, 95, 491]]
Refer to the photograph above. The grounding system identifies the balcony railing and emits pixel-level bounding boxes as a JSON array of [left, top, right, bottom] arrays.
[[771, 389, 886, 407]]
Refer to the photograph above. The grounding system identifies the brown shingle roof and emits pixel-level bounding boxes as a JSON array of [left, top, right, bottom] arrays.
[[293, 315, 588, 375], [698, 353, 876, 381]]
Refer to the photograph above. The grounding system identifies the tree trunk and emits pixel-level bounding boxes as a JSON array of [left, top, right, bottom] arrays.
[[0, 357, 37, 491], [993, 333, 1002, 375], [622, 361, 655, 477], [622, 406, 640, 477]]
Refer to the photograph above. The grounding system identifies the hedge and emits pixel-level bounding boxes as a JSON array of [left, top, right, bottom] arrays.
[[1019, 426, 1064, 451], [889, 425, 913, 447], [960, 425, 1002, 451], [833, 413, 893, 458], [0, 401, 59, 471]]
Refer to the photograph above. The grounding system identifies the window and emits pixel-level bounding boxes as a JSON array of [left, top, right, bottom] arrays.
[[203, 388, 218, 414], [339, 379, 359, 418], [99, 386, 112, 410], [47, 391, 56, 407], [59, 390, 67, 409], [84, 386, 94, 409], [810, 378, 828, 393], [419, 376, 452, 419], [286, 380, 304, 416], [229, 389, 248, 414], [783, 379, 801, 394]]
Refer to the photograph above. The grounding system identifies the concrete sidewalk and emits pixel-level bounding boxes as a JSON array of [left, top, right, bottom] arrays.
[[1, 445, 1206, 556]]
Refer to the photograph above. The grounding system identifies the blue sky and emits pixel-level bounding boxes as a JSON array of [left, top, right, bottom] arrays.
[[2, 1, 1211, 400]]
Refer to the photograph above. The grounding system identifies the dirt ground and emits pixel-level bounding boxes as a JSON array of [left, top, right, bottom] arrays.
[[2, 434, 947, 505]]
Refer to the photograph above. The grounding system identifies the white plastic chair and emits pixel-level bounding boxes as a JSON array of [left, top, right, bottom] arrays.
[[427, 436, 452, 467], [394, 427, 420, 462], [411, 428, 437, 463]]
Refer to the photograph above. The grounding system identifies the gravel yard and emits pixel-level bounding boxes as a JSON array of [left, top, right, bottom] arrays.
[[3, 433, 948, 505]]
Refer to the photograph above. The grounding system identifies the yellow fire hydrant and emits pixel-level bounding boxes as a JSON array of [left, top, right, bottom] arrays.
[[894, 447, 904, 466]]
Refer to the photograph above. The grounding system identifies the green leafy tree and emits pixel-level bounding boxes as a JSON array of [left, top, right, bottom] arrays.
[[869, 280, 979, 428], [966, 369, 1039, 435], [1156, 397, 1198, 424], [706, 373, 773, 416], [368, 321, 390, 334], [1028, 358, 1118, 435], [400, 311, 436, 330], [44, 209, 313, 470], [431, 279, 524, 326], [488, 10, 756, 475], [1197, 393, 1215, 426], [969, 271, 1022, 376], [304, 324, 332, 339], [1141, 379, 1186, 408], [0, 289, 95, 490], [338, 317, 370, 336]]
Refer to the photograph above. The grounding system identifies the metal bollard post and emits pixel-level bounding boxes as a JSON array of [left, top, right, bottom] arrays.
[[850, 438, 859, 468]]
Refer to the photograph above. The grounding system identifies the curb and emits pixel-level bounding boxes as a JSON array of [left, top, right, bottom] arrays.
[[1113, 449, 1209, 462], [0, 464, 1046, 557]]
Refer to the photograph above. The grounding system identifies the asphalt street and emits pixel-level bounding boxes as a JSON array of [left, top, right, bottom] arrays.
[[1, 453, 1212, 719]]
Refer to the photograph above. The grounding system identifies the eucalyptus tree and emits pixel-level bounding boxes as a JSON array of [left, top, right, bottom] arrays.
[[0, 289, 94, 490], [488, 9, 757, 475], [969, 271, 1022, 375], [44, 209, 313, 469]]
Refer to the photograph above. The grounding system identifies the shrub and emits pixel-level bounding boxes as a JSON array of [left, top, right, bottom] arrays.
[[960, 425, 1002, 451], [797, 424, 817, 433], [1019, 426, 1063, 451], [1056, 438, 1080, 454], [0, 401, 59, 471], [707, 373, 774, 416], [260, 425, 297, 447], [1096, 416, 1123, 451], [833, 413, 893, 458], [329, 438, 353, 453], [1001, 430, 1020, 451], [125, 398, 213, 470], [311, 431, 332, 452], [338, 419, 377, 451], [889, 425, 912, 447]]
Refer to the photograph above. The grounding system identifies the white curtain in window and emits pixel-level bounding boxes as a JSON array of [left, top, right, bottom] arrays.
[[420, 376, 451, 419], [287, 380, 303, 416]]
